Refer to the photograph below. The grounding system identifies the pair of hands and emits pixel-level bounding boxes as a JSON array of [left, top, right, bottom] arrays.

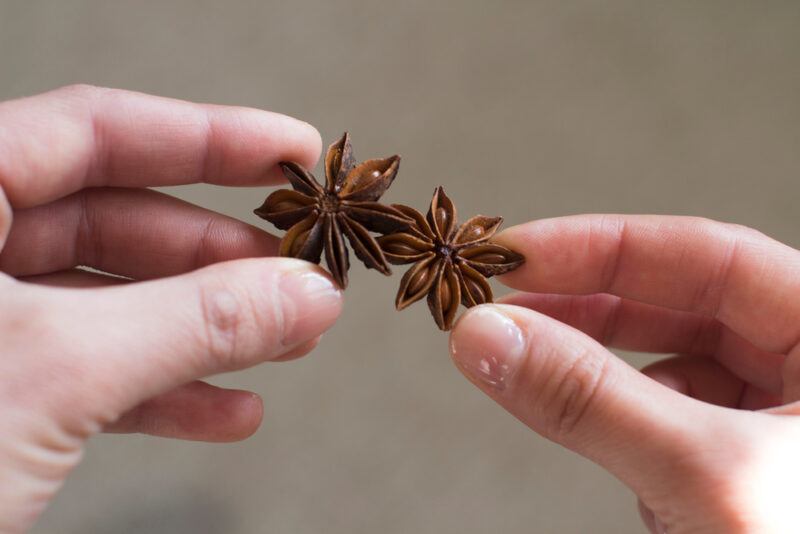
[[0, 86, 798, 534]]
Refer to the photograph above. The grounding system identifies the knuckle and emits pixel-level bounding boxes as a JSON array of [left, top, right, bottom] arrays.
[[540, 345, 611, 440]]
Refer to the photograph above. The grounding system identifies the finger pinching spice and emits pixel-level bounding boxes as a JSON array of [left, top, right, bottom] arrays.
[[254, 134, 524, 330]]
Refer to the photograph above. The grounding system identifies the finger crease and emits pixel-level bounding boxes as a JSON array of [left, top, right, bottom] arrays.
[[692, 318, 722, 357], [602, 218, 627, 293], [704, 234, 741, 320], [194, 217, 219, 269], [551, 347, 611, 439], [76, 191, 102, 268], [86, 94, 109, 186], [600, 295, 623, 346], [199, 110, 218, 184]]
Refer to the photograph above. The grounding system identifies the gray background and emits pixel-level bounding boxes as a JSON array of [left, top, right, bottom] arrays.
[[1, 1, 798, 533]]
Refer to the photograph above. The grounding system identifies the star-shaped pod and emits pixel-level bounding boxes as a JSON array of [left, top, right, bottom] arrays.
[[254, 133, 412, 288], [377, 187, 525, 330]]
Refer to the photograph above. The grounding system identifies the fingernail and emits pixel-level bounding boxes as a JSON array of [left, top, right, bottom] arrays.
[[450, 306, 527, 391], [280, 264, 342, 346]]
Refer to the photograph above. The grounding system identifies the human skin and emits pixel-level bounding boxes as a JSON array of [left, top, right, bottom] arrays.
[[0, 85, 343, 532], [4, 85, 800, 534], [450, 215, 800, 533]]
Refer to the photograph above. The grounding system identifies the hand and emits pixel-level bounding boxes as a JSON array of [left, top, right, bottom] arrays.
[[0, 85, 343, 533], [449, 215, 800, 533]]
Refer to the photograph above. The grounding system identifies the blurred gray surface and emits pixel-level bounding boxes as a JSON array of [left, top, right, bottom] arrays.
[[1, 1, 798, 533]]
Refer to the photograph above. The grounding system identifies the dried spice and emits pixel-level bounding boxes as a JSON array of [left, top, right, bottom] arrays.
[[254, 133, 412, 288], [378, 187, 524, 330]]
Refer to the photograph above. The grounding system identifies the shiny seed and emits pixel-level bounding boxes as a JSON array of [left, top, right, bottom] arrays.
[[440, 275, 451, 306], [273, 200, 303, 212], [464, 277, 482, 300], [408, 266, 431, 294], [467, 227, 484, 240], [384, 239, 419, 256], [435, 207, 448, 233]]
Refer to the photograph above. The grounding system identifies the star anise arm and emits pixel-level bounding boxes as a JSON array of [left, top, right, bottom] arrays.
[[280, 162, 324, 197], [254, 189, 318, 230], [278, 211, 324, 263], [456, 262, 493, 307], [377, 232, 434, 264], [338, 214, 392, 275], [391, 203, 436, 240], [459, 243, 525, 277], [452, 215, 503, 247], [341, 201, 412, 234], [325, 133, 354, 192], [338, 156, 401, 202], [323, 213, 350, 288], [395, 253, 439, 310], [427, 260, 461, 331], [426, 187, 457, 242]]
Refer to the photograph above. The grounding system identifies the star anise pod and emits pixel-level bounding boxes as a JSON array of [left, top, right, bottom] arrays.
[[254, 133, 412, 288], [377, 187, 524, 330]]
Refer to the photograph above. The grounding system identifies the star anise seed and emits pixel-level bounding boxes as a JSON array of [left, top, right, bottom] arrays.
[[378, 187, 524, 330], [254, 133, 412, 288]]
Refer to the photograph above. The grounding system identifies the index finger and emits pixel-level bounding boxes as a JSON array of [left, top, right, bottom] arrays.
[[495, 214, 800, 354], [0, 84, 322, 208]]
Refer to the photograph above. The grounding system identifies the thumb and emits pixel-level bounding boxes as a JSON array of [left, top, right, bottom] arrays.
[[22, 258, 341, 429], [449, 303, 712, 495]]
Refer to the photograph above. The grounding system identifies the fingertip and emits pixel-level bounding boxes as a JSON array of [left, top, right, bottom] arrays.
[[296, 120, 323, 169], [449, 304, 529, 393], [259, 113, 322, 184], [491, 226, 540, 288], [490, 225, 522, 246], [224, 390, 264, 441], [202, 104, 322, 186], [73, 256, 343, 400], [493, 217, 561, 245], [103, 382, 265, 442], [189, 256, 342, 364], [276, 258, 343, 347], [180, 385, 264, 442], [272, 336, 322, 362]]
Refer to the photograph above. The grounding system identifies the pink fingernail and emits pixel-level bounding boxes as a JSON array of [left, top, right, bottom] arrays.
[[279, 265, 342, 346], [450, 306, 527, 391]]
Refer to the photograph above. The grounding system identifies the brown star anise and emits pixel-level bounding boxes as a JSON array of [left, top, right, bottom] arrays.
[[254, 133, 412, 288], [377, 187, 525, 330]]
